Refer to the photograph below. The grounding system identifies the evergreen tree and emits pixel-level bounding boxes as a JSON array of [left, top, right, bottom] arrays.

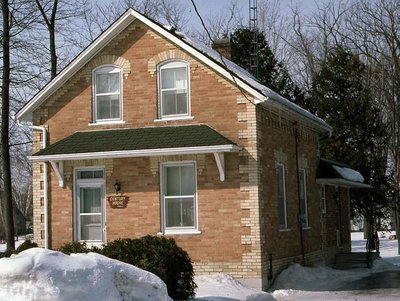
[[230, 28, 305, 106], [311, 46, 390, 224]]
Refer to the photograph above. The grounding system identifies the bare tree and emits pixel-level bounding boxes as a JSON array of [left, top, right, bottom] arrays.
[[1, 0, 15, 251], [191, 0, 244, 44], [343, 0, 400, 252]]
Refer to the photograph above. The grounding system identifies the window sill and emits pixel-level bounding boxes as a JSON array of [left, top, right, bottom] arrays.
[[154, 116, 194, 122], [279, 228, 291, 232], [157, 230, 202, 236], [302, 227, 312, 230], [88, 120, 126, 126]]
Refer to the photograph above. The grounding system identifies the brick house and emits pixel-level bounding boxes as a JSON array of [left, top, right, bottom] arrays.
[[16, 9, 369, 289]]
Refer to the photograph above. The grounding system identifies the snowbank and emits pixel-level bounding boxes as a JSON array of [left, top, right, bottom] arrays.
[[0, 248, 172, 301], [194, 274, 275, 301], [270, 264, 367, 292]]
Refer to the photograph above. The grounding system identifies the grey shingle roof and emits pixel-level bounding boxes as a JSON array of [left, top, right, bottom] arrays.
[[33, 125, 237, 157]]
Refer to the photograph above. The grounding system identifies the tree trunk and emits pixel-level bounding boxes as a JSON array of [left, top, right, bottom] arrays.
[[1, 0, 15, 251], [49, 25, 57, 79]]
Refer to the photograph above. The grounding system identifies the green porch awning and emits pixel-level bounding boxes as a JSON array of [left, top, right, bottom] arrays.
[[32, 124, 239, 160]]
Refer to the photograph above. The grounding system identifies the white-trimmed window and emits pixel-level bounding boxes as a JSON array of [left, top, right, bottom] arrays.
[[93, 65, 122, 122], [299, 169, 308, 228], [320, 185, 326, 214], [74, 169, 105, 243], [277, 164, 287, 229], [158, 61, 190, 119], [161, 162, 197, 233]]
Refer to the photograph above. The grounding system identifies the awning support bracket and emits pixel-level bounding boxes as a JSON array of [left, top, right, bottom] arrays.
[[213, 152, 225, 181], [50, 161, 64, 187]]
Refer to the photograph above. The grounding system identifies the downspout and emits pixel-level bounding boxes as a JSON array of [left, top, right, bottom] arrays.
[[26, 124, 49, 249], [294, 122, 306, 266]]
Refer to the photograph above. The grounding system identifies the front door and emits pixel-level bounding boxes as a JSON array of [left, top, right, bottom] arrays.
[[75, 169, 105, 244]]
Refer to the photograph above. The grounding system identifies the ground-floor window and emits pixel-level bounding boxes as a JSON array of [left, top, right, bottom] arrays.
[[277, 164, 287, 229], [320, 184, 326, 214], [299, 168, 308, 228], [161, 162, 197, 233], [74, 168, 105, 243]]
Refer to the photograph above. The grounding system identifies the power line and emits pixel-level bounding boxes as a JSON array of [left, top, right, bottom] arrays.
[[189, 0, 256, 106]]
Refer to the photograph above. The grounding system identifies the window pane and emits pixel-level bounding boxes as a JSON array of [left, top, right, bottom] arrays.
[[161, 68, 176, 89], [108, 73, 120, 93], [96, 73, 110, 94], [277, 166, 286, 228], [176, 92, 188, 114], [174, 67, 187, 89], [299, 170, 308, 226], [93, 170, 104, 178], [110, 96, 120, 118], [166, 198, 181, 227], [78, 170, 104, 179], [97, 96, 111, 119], [80, 188, 101, 213], [181, 165, 195, 195], [166, 198, 194, 227], [96, 72, 119, 93], [181, 198, 194, 227], [97, 95, 120, 120], [80, 215, 101, 241], [166, 166, 180, 196], [162, 91, 177, 115]]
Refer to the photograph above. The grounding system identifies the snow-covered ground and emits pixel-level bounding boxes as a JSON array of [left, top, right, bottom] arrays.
[[270, 231, 400, 301], [1, 232, 400, 301]]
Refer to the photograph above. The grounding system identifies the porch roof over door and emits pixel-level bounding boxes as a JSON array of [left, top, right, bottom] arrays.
[[316, 159, 370, 189], [30, 124, 240, 185], [30, 124, 240, 161]]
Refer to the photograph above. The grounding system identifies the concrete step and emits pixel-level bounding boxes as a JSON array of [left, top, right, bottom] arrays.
[[335, 252, 380, 270]]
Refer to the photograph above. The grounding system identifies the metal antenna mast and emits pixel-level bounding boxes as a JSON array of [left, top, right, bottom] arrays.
[[249, 0, 259, 78]]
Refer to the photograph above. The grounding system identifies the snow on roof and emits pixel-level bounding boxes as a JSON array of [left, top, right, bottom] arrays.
[[176, 32, 331, 132], [332, 165, 364, 183], [0, 248, 171, 301]]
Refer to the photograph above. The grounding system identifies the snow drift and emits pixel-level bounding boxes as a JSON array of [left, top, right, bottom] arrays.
[[194, 273, 275, 301], [0, 248, 172, 301]]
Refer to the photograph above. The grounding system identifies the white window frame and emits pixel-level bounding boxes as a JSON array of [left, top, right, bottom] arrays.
[[92, 65, 123, 123], [320, 184, 326, 214], [277, 163, 288, 230], [157, 60, 190, 120], [160, 161, 198, 234], [299, 168, 309, 228], [74, 167, 106, 244]]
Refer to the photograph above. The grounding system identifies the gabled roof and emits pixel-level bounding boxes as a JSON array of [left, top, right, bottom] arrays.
[[16, 8, 331, 132], [316, 159, 370, 188], [30, 124, 239, 161]]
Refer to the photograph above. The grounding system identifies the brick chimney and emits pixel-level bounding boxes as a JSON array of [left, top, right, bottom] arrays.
[[212, 38, 231, 60]]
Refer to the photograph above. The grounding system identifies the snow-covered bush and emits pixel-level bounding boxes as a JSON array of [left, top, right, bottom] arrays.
[[59, 235, 197, 300]]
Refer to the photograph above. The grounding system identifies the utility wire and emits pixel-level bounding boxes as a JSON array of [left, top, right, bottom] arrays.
[[189, 0, 256, 106]]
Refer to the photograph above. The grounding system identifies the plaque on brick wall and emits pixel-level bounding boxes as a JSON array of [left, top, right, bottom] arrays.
[[108, 195, 129, 209]]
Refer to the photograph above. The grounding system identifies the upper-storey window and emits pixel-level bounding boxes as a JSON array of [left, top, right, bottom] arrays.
[[158, 61, 190, 119], [93, 65, 122, 122]]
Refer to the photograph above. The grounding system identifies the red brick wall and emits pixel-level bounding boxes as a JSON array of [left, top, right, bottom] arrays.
[[37, 21, 255, 271], [257, 108, 323, 276]]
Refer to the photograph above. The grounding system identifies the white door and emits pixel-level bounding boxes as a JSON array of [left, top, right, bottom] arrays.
[[75, 169, 105, 243]]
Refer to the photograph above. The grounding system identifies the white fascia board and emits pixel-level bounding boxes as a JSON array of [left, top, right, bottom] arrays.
[[16, 10, 136, 122], [29, 144, 241, 162], [316, 178, 370, 189]]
